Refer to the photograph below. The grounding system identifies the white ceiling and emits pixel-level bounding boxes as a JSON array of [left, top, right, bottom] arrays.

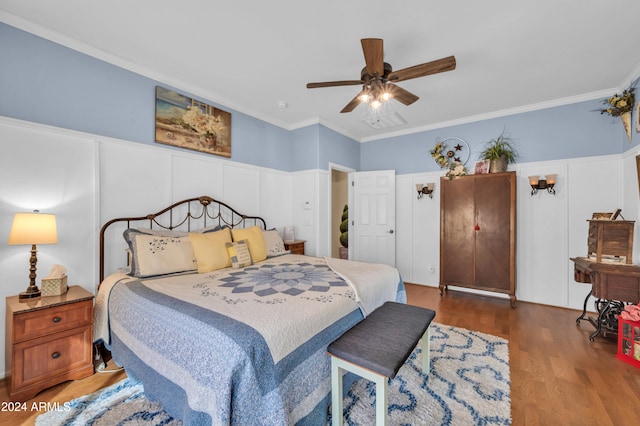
[[2, 1, 640, 142]]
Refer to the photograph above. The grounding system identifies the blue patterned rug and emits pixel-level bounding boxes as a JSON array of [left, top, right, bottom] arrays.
[[36, 323, 511, 425]]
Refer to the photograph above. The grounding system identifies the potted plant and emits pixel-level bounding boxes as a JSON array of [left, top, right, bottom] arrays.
[[479, 131, 518, 173], [339, 204, 348, 259]]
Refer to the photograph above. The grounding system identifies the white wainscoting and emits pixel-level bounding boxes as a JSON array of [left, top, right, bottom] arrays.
[[0, 117, 301, 379], [394, 153, 636, 312]]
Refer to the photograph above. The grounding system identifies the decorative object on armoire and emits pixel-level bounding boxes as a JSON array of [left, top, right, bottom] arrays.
[[473, 159, 490, 174], [479, 131, 519, 173], [597, 86, 635, 141], [439, 172, 517, 307], [7, 211, 58, 299], [430, 137, 469, 180], [528, 174, 557, 195], [416, 183, 435, 199], [155, 86, 232, 158], [339, 204, 348, 259]]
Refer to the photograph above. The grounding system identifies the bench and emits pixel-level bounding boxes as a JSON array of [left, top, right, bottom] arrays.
[[327, 301, 436, 426]]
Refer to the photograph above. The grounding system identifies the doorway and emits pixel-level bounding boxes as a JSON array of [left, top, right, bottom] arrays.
[[330, 166, 351, 259]]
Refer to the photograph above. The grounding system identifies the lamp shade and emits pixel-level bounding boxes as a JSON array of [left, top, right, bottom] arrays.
[[8, 212, 58, 245]]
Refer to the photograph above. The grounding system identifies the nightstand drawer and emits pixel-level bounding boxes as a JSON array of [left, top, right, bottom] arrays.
[[284, 240, 305, 255], [13, 299, 92, 342], [11, 326, 93, 391]]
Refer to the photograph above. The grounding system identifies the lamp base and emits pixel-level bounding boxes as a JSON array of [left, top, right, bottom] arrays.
[[19, 286, 41, 299]]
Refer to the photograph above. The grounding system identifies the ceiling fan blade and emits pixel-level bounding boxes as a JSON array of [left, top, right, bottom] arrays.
[[306, 80, 363, 89], [361, 38, 384, 77], [340, 92, 363, 113], [387, 84, 419, 106], [388, 55, 456, 82]]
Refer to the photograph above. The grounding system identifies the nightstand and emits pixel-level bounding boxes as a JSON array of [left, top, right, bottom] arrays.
[[5, 285, 94, 401], [284, 240, 306, 255]]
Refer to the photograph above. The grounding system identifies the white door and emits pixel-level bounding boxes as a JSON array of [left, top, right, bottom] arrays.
[[352, 170, 396, 266]]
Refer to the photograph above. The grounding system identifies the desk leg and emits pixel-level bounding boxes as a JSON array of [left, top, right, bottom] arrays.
[[576, 288, 592, 325], [589, 299, 611, 342]]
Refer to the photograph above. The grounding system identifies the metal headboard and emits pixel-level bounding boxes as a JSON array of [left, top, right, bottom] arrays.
[[99, 196, 267, 282]]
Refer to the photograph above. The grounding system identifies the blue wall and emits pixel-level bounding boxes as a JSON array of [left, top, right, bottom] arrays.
[[361, 100, 629, 174], [2, 22, 637, 177], [0, 23, 320, 173]]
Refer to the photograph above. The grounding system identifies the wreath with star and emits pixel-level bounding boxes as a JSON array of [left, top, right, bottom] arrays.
[[430, 137, 470, 179]]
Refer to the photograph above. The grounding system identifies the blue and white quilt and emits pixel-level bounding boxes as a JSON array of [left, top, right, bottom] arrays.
[[95, 254, 405, 425]]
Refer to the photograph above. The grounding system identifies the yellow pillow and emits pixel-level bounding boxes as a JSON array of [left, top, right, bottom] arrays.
[[188, 228, 232, 273], [231, 226, 267, 262]]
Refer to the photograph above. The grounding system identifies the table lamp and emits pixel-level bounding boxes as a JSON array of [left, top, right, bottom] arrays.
[[8, 211, 58, 299]]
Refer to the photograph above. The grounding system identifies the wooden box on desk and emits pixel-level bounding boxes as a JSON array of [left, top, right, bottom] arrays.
[[587, 220, 634, 264]]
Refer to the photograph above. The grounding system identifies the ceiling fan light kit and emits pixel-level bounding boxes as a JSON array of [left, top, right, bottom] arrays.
[[307, 38, 456, 114]]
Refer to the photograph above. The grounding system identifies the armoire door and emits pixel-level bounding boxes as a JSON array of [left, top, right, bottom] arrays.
[[440, 176, 475, 287], [474, 174, 514, 292]]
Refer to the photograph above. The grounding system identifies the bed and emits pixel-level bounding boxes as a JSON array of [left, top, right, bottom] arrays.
[[94, 196, 405, 425]]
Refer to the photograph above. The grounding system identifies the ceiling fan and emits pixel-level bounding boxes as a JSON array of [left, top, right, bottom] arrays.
[[306, 38, 456, 113]]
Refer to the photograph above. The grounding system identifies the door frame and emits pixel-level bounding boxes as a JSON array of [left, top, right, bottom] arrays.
[[328, 162, 355, 259]]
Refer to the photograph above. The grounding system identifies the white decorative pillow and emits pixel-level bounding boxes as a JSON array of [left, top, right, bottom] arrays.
[[124, 230, 197, 277], [262, 229, 288, 258], [226, 240, 253, 269]]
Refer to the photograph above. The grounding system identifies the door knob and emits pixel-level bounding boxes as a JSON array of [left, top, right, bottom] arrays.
[[387, 230, 394, 234]]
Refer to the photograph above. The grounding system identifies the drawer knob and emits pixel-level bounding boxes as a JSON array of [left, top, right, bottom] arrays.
[[52, 317, 62, 323], [51, 352, 61, 359]]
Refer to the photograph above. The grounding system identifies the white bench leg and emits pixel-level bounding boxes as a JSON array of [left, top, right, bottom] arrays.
[[331, 357, 343, 426], [331, 356, 389, 425], [374, 374, 388, 426], [422, 326, 431, 374]]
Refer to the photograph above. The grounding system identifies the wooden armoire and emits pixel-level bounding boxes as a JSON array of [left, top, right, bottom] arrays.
[[439, 171, 517, 307]]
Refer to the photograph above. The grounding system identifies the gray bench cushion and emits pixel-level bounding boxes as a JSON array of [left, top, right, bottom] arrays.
[[327, 301, 436, 379]]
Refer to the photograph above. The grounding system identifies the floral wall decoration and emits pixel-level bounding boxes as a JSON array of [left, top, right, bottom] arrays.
[[430, 137, 470, 179], [597, 86, 635, 141], [155, 86, 232, 157]]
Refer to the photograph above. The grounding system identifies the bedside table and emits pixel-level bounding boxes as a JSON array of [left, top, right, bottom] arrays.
[[5, 285, 94, 401], [284, 240, 306, 255]]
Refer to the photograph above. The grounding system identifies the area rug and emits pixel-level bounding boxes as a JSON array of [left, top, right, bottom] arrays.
[[36, 323, 511, 425]]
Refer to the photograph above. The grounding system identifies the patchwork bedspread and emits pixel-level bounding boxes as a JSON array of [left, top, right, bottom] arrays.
[[96, 254, 404, 425]]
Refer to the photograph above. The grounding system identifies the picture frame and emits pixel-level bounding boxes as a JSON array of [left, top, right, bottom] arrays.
[[636, 101, 640, 133], [592, 212, 613, 220], [155, 86, 232, 158], [473, 159, 490, 174]]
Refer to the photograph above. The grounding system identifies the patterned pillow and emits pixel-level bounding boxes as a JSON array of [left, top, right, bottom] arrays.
[[231, 226, 267, 262], [262, 229, 288, 258], [225, 240, 253, 269], [123, 229, 197, 277], [188, 228, 232, 273]]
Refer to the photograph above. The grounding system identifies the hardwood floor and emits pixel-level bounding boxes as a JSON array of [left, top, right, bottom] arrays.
[[406, 284, 640, 426], [0, 361, 126, 426], [1, 283, 638, 425]]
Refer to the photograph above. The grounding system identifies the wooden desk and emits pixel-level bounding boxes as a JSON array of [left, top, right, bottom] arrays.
[[571, 257, 640, 341]]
